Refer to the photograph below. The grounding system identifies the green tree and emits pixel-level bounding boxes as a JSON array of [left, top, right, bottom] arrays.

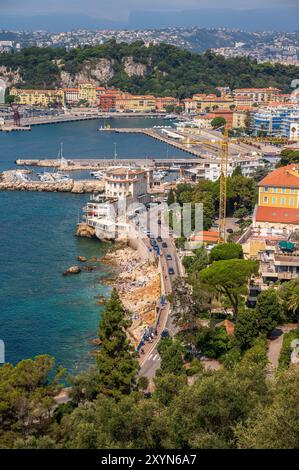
[[278, 279, 299, 322], [157, 338, 185, 376], [167, 188, 175, 205], [199, 259, 259, 320], [235, 367, 299, 449], [96, 288, 139, 397], [209, 243, 243, 263], [234, 309, 260, 350], [211, 116, 226, 129], [255, 289, 280, 335], [0, 355, 64, 448]]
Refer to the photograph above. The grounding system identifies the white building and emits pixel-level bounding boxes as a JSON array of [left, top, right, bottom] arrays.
[[0, 79, 6, 105], [186, 156, 265, 182], [105, 168, 149, 203]]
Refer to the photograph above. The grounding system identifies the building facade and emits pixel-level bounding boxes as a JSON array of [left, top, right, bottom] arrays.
[[10, 87, 65, 107], [233, 87, 281, 105], [254, 164, 299, 231], [253, 106, 299, 140], [105, 168, 149, 203]]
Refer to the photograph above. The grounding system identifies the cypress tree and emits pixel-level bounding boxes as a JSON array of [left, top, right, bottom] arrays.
[[96, 289, 139, 397]]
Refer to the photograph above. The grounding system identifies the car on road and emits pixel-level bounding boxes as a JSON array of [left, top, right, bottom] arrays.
[[161, 329, 170, 338], [157, 236, 162, 242], [166, 254, 172, 260], [162, 242, 168, 248], [227, 228, 233, 234], [168, 267, 175, 275]]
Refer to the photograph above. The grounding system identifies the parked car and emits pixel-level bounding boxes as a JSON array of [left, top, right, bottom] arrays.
[[162, 242, 168, 248], [166, 254, 172, 260], [161, 329, 170, 338], [157, 236, 162, 242], [168, 267, 175, 275]]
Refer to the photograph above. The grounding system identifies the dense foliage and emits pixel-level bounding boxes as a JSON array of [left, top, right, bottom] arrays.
[[277, 149, 299, 168], [1, 41, 298, 96], [1, 283, 299, 449]]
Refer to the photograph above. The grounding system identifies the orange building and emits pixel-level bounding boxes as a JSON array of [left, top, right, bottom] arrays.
[[155, 96, 179, 112]]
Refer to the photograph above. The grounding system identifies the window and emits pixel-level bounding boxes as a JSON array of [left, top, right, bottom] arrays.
[[281, 197, 286, 205], [263, 196, 268, 203], [282, 188, 286, 194], [263, 186, 269, 192], [290, 188, 296, 194], [290, 198, 294, 206], [272, 197, 277, 204]]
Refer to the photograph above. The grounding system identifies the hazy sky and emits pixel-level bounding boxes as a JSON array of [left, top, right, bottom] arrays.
[[1, 0, 297, 20]]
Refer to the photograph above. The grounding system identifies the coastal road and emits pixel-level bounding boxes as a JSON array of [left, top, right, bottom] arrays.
[[138, 221, 181, 379]]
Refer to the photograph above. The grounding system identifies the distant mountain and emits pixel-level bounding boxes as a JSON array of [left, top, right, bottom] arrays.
[[0, 14, 125, 32], [128, 8, 299, 32], [1, 8, 298, 32]]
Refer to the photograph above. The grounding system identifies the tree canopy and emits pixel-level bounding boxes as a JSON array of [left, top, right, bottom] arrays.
[[1, 42, 298, 96], [199, 259, 259, 319]]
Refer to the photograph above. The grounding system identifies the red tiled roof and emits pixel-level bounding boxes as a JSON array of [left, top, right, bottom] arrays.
[[255, 206, 299, 224], [191, 230, 220, 242], [259, 165, 299, 189]]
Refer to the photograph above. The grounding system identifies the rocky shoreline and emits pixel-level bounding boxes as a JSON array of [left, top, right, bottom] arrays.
[[101, 244, 161, 345]]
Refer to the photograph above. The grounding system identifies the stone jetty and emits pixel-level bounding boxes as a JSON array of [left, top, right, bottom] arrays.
[[0, 174, 105, 193]]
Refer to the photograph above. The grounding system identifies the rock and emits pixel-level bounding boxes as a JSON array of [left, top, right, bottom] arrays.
[[76, 223, 96, 238], [63, 265, 81, 275], [77, 256, 87, 262], [90, 338, 102, 345], [83, 265, 95, 272]]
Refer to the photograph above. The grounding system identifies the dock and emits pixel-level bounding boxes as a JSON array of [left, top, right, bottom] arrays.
[[15, 156, 202, 171], [100, 127, 260, 158], [2, 112, 171, 130]]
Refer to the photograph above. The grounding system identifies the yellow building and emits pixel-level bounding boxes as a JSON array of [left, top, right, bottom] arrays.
[[10, 87, 65, 107], [192, 93, 234, 111], [78, 83, 97, 105], [233, 110, 247, 129], [254, 164, 299, 230], [115, 93, 156, 112]]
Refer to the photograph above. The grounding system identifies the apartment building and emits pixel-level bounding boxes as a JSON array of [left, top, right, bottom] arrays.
[[233, 87, 281, 105], [155, 96, 179, 112], [253, 106, 299, 140], [192, 93, 234, 111], [115, 93, 156, 113], [78, 83, 97, 105], [254, 164, 299, 232], [187, 156, 264, 182], [105, 168, 149, 204], [10, 87, 65, 107]]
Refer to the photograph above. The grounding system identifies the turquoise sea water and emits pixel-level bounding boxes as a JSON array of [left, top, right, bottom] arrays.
[[0, 117, 188, 373]]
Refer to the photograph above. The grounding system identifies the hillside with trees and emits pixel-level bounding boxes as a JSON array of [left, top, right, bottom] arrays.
[[0, 41, 298, 97], [1, 286, 299, 449]]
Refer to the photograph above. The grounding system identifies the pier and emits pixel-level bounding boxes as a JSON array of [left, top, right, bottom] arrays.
[[2, 112, 171, 129], [100, 127, 259, 158], [15, 156, 202, 171]]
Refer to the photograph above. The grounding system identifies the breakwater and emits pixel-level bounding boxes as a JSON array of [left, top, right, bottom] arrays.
[[0, 178, 105, 193]]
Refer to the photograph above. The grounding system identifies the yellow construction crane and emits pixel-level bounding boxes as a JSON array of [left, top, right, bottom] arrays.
[[181, 127, 229, 242], [218, 126, 229, 242]]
